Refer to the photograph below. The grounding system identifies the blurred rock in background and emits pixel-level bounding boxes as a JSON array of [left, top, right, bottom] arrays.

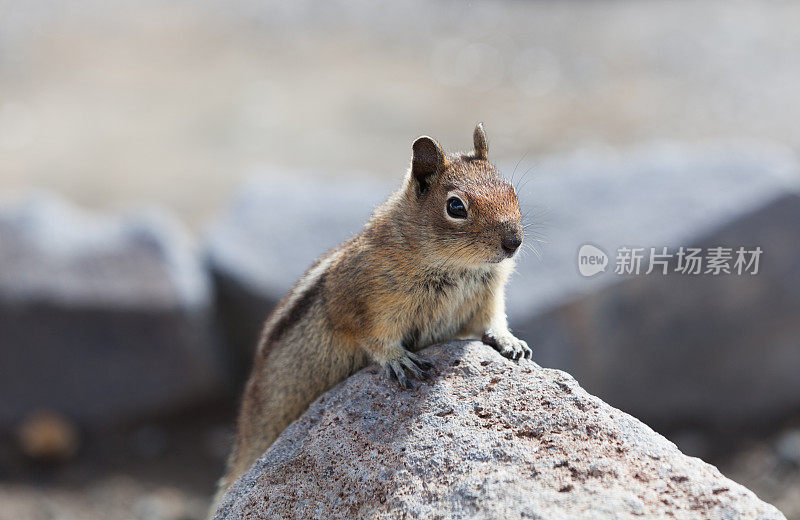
[[528, 193, 800, 431], [0, 195, 226, 433], [15, 409, 80, 462], [509, 142, 800, 431], [719, 425, 800, 520]]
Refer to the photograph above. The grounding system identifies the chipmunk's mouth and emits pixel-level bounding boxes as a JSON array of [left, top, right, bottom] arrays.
[[494, 242, 521, 262], [487, 251, 514, 264]]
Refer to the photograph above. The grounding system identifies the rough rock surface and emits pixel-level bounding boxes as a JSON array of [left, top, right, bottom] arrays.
[[0, 195, 223, 430], [214, 341, 785, 520], [205, 143, 800, 426]]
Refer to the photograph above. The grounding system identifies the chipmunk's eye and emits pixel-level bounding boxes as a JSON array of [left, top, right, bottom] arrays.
[[446, 196, 467, 219]]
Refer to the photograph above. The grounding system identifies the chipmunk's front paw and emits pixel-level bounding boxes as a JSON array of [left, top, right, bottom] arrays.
[[482, 330, 532, 361], [382, 349, 433, 389]]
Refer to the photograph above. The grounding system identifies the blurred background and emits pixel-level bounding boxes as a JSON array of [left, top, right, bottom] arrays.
[[1, 1, 800, 519]]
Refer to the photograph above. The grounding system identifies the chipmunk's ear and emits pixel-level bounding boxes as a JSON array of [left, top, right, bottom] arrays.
[[411, 136, 447, 194], [473, 122, 488, 160]]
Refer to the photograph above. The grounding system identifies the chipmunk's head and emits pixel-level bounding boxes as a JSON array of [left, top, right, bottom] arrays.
[[404, 123, 523, 267]]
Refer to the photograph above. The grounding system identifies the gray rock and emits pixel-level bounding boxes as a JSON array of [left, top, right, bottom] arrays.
[[511, 141, 800, 427], [214, 341, 785, 520], [504, 141, 799, 317], [0, 194, 223, 430], [524, 193, 800, 427], [775, 429, 800, 468], [205, 142, 800, 426]]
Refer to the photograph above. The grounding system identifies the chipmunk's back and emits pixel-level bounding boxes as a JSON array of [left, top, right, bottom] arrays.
[[211, 124, 530, 516]]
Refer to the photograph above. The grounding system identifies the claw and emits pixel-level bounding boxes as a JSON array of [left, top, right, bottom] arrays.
[[483, 331, 532, 362], [396, 367, 410, 389], [408, 353, 434, 373], [522, 342, 533, 359], [382, 350, 432, 388], [401, 358, 425, 380]]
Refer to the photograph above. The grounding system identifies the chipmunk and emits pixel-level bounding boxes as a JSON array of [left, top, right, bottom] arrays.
[[211, 123, 530, 513]]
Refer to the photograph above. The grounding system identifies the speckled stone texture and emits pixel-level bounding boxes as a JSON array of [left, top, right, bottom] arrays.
[[214, 341, 785, 520]]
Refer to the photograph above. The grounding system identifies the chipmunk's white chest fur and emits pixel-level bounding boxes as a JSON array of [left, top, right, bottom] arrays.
[[400, 261, 509, 349]]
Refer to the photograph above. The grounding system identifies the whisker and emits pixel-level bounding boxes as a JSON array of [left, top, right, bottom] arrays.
[[510, 149, 531, 187]]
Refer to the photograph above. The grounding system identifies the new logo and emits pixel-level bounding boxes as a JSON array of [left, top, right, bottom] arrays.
[[578, 244, 608, 277]]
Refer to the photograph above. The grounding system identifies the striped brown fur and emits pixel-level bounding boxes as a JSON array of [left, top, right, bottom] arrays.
[[211, 123, 531, 515]]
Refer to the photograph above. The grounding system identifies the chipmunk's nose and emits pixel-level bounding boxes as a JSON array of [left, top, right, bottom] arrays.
[[501, 228, 523, 256]]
